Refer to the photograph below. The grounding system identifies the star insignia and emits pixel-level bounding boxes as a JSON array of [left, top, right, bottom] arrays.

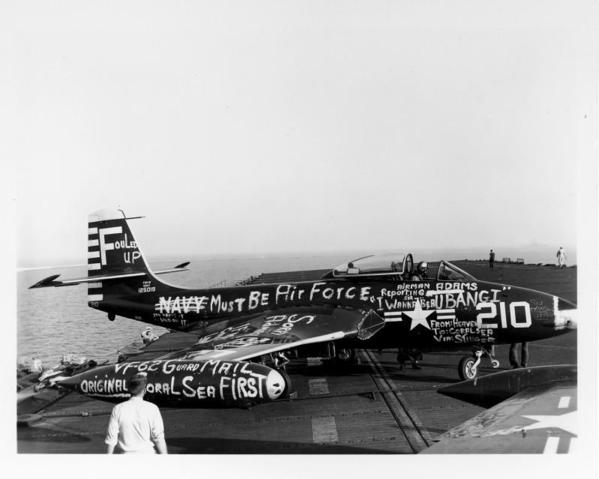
[[521, 410, 577, 436], [404, 300, 433, 330]]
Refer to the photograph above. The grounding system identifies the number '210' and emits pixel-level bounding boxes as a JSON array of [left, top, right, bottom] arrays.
[[476, 301, 532, 329]]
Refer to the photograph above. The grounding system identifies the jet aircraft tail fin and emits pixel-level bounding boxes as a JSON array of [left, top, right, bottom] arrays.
[[87, 209, 149, 278], [30, 210, 188, 309], [86, 209, 156, 304]]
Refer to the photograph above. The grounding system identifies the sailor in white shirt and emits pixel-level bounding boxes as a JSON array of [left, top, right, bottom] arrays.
[[105, 372, 168, 454]]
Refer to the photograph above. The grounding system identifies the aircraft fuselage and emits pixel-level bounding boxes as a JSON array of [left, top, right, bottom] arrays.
[[91, 276, 575, 351]]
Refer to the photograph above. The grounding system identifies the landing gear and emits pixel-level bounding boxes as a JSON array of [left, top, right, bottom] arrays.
[[273, 352, 290, 370], [108, 313, 115, 321], [458, 345, 499, 381], [458, 355, 479, 381], [336, 348, 361, 366]]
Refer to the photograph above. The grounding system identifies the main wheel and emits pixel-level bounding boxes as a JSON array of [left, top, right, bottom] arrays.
[[458, 356, 478, 381], [331, 348, 361, 367]]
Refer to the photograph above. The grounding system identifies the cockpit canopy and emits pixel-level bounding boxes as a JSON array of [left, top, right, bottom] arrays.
[[436, 261, 476, 281], [322, 255, 476, 282], [327, 253, 414, 278]]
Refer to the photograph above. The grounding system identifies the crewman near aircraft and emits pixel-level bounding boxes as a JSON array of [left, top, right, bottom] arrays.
[[489, 249, 495, 268], [105, 372, 168, 454], [556, 247, 567, 268], [509, 342, 529, 369], [397, 348, 422, 370], [404, 262, 428, 369]]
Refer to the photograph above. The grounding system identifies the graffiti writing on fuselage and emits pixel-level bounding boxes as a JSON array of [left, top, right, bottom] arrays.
[[99, 228, 141, 264], [376, 282, 501, 310], [155, 283, 372, 316], [152, 282, 530, 342], [379, 282, 533, 344], [429, 317, 495, 344], [112, 358, 259, 377], [196, 314, 315, 346], [78, 360, 271, 402]]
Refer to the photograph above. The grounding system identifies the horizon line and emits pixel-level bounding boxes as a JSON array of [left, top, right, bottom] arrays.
[[17, 245, 577, 272]]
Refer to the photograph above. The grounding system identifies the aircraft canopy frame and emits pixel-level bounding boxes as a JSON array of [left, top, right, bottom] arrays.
[[435, 261, 477, 282], [329, 253, 415, 278]]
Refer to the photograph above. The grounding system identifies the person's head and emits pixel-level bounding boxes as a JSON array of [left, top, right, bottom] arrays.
[[417, 262, 428, 273], [127, 372, 148, 397]]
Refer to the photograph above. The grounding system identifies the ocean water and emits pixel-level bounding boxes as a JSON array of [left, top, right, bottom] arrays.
[[17, 246, 575, 367], [17, 253, 351, 366]]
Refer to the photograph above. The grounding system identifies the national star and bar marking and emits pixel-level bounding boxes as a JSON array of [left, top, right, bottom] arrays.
[[404, 301, 434, 330], [521, 410, 577, 436], [383, 304, 455, 327]]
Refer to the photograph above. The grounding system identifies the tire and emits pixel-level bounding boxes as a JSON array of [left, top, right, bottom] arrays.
[[336, 348, 352, 361], [458, 356, 478, 381], [329, 349, 360, 368]]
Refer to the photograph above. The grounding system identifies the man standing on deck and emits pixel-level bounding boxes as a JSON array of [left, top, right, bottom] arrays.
[[509, 342, 529, 369], [489, 249, 495, 268], [557, 246, 567, 268], [105, 372, 168, 454]]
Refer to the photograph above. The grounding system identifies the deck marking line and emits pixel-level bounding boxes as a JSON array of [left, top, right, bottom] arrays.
[[309, 378, 329, 395], [568, 437, 576, 454], [312, 416, 338, 443], [543, 436, 561, 454], [558, 396, 571, 409], [362, 349, 432, 451]]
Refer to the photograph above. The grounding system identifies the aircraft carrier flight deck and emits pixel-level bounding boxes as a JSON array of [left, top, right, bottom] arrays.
[[17, 261, 577, 454]]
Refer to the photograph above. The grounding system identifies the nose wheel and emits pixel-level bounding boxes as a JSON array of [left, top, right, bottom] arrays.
[[458, 354, 480, 380], [458, 346, 499, 380]]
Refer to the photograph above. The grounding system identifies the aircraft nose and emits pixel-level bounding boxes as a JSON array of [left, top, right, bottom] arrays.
[[56, 374, 81, 392], [554, 297, 577, 331], [265, 369, 288, 400], [555, 307, 577, 330]]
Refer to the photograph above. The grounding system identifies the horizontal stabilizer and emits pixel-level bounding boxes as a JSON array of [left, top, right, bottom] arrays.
[[154, 261, 190, 275], [29, 274, 63, 289], [29, 261, 190, 289], [29, 272, 146, 288]]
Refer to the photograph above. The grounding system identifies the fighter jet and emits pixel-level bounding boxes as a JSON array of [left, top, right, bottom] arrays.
[[30, 209, 577, 408]]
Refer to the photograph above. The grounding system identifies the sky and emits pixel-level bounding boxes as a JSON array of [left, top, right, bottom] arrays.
[[8, 0, 597, 267]]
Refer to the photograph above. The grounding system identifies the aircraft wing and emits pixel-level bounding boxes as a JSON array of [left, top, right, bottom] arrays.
[[129, 306, 385, 362], [422, 365, 577, 454]]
